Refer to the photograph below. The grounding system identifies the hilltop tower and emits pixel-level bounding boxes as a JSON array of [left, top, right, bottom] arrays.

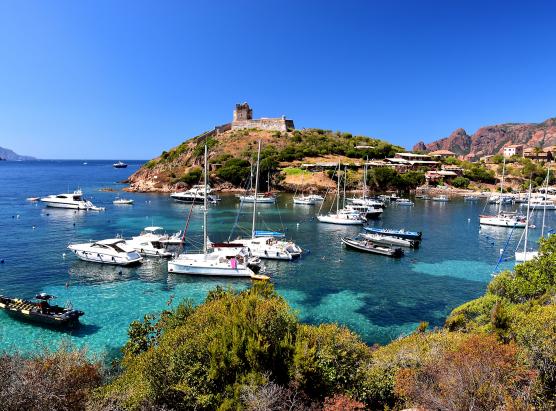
[[231, 102, 294, 132], [233, 102, 253, 122]]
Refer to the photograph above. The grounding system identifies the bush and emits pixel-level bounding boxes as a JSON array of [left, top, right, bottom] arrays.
[[451, 176, 470, 189], [216, 158, 251, 186], [394, 334, 536, 410], [177, 167, 202, 185]]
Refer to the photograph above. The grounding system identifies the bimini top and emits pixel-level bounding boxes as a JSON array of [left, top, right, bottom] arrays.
[[144, 226, 164, 233], [254, 230, 285, 238]]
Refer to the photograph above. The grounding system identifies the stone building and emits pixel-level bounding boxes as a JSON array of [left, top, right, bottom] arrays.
[[231, 102, 294, 132]]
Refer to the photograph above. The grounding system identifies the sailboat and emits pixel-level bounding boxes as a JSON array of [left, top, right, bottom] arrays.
[[344, 159, 384, 218], [479, 158, 526, 228], [224, 141, 303, 260], [168, 144, 266, 278], [293, 167, 316, 205], [515, 170, 551, 262], [317, 163, 365, 225]]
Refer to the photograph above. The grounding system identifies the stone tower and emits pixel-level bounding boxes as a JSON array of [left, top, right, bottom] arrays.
[[233, 102, 253, 122]]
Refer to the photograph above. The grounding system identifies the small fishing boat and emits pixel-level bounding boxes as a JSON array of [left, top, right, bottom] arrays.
[[363, 226, 422, 240], [431, 195, 449, 202], [341, 236, 403, 257], [0, 293, 84, 328], [361, 232, 419, 248], [415, 194, 430, 200], [113, 198, 134, 205], [113, 161, 128, 168], [395, 198, 414, 206]]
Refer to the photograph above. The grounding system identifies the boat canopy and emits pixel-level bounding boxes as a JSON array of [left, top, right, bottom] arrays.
[[254, 230, 285, 238], [144, 226, 164, 232]]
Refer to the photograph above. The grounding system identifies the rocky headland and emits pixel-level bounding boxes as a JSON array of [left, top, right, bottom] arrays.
[[413, 117, 556, 159]]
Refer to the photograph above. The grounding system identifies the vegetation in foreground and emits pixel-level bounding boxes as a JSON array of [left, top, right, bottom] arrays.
[[2, 236, 556, 410]]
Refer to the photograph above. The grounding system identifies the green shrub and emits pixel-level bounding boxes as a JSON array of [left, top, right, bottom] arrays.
[[451, 176, 470, 189], [177, 167, 202, 185], [216, 158, 251, 186]]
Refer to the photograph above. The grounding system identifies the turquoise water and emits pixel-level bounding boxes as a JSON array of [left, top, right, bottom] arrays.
[[0, 160, 551, 354]]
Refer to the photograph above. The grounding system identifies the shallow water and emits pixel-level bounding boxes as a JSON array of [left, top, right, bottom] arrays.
[[0, 160, 552, 354]]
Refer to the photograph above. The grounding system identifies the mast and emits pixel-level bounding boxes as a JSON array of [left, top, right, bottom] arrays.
[[523, 179, 532, 259], [541, 169, 550, 238], [203, 144, 208, 255], [343, 166, 347, 208], [363, 157, 368, 200], [498, 158, 506, 215], [252, 140, 261, 238], [336, 161, 341, 214]]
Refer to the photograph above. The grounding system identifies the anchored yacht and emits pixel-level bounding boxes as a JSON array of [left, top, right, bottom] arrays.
[[68, 239, 143, 265], [40, 190, 104, 211]]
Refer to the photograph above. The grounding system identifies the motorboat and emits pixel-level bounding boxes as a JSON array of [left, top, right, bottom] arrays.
[[170, 189, 219, 204], [519, 198, 556, 210], [341, 236, 403, 257], [168, 143, 268, 279], [395, 198, 414, 206], [293, 196, 316, 205], [307, 194, 324, 201], [113, 161, 128, 168], [215, 237, 302, 260], [0, 293, 84, 328], [364, 226, 422, 240], [361, 232, 419, 248], [136, 226, 183, 246], [479, 212, 526, 228], [431, 195, 449, 202], [464, 195, 479, 201], [68, 239, 143, 265], [317, 209, 365, 225], [40, 190, 104, 211], [345, 204, 383, 218], [127, 227, 174, 258], [113, 198, 134, 205], [238, 193, 276, 204]]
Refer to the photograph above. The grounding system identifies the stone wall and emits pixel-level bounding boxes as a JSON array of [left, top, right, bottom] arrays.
[[231, 118, 294, 132]]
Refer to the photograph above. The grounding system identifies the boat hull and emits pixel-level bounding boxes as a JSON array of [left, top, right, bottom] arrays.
[[363, 227, 422, 240], [479, 216, 526, 228], [341, 237, 403, 257], [168, 260, 255, 277], [317, 215, 364, 225], [68, 249, 143, 266]]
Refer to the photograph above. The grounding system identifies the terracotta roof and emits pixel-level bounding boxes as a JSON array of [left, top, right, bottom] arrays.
[[429, 150, 455, 155]]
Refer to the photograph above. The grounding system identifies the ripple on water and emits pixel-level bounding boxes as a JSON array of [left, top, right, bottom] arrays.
[[412, 259, 496, 282]]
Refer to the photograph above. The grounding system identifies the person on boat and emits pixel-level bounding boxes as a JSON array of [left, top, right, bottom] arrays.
[[230, 257, 237, 269]]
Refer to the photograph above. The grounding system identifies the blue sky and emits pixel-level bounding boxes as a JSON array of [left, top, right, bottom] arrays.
[[1, 1, 555, 159]]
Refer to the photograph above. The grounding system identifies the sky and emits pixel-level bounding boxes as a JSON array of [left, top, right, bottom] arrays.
[[1, 1, 555, 159]]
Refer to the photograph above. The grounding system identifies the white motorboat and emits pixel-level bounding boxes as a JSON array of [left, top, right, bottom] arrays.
[[345, 204, 383, 218], [395, 198, 414, 206], [113, 161, 128, 168], [68, 239, 143, 266], [307, 194, 324, 201], [520, 198, 556, 210], [170, 189, 219, 204], [41, 190, 104, 211], [127, 227, 174, 257], [464, 195, 479, 201], [361, 232, 419, 248], [113, 198, 134, 205], [293, 196, 316, 205], [348, 197, 384, 208], [431, 195, 449, 202], [168, 144, 267, 279], [238, 193, 276, 204]]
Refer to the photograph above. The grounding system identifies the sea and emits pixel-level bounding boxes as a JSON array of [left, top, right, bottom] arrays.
[[0, 160, 551, 357]]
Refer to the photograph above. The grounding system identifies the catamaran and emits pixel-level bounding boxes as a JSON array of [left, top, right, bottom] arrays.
[[167, 144, 265, 278]]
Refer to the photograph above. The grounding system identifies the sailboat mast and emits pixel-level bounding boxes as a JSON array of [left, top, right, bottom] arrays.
[[523, 179, 532, 258], [343, 166, 347, 208], [203, 144, 208, 255], [541, 169, 550, 238], [363, 157, 368, 200], [498, 158, 506, 215], [336, 161, 340, 214], [252, 140, 261, 238]]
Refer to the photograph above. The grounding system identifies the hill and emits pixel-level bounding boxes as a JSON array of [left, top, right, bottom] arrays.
[[125, 128, 404, 192], [0, 146, 36, 161], [413, 117, 556, 160]]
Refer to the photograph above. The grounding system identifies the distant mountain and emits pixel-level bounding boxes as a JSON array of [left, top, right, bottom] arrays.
[[413, 117, 556, 160], [0, 146, 36, 161]]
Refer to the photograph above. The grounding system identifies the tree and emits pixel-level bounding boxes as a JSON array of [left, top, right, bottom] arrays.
[[451, 176, 470, 189], [216, 158, 251, 186]]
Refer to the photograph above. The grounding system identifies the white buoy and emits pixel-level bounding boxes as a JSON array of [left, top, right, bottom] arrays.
[[62, 253, 66, 259], [32, 226, 36, 230], [16, 214, 20, 219], [467, 218, 470, 222], [499, 248, 504, 255]]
